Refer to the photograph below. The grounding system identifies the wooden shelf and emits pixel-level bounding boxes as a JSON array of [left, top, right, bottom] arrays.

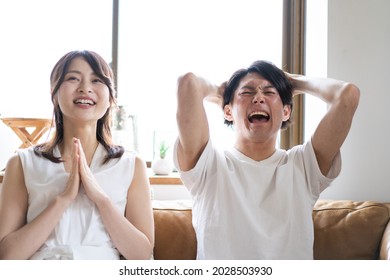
[[0, 171, 183, 185], [148, 169, 183, 185], [149, 175, 182, 185]]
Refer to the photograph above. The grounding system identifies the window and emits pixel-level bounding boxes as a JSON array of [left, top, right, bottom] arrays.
[[0, 0, 112, 119], [304, 0, 328, 141], [117, 0, 283, 160]]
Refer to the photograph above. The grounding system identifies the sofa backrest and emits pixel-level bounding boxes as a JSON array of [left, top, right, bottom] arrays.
[[152, 200, 390, 260], [313, 200, 390, 260]]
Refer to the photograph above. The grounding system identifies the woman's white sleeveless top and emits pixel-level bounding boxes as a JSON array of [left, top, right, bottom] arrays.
[[17, 144, 135, 259]]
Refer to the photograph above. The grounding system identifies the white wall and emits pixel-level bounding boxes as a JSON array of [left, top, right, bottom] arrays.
[[151, 185, 190, 200], [320, 0, 390, 202]]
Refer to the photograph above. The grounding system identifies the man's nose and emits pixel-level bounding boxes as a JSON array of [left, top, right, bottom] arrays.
[[252, 91, 265, 104]]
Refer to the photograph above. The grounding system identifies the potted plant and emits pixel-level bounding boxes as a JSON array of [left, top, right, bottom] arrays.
[[151, 141, 173, 175]]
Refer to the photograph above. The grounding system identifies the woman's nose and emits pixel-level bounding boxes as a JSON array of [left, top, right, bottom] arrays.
[[78, 81, 92, 93]]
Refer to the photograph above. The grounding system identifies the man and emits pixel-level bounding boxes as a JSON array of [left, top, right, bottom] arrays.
[[174, 60, 360, 259]]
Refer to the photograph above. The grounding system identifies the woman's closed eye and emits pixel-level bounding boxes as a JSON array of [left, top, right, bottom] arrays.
[[65, 76, 79, 82], [92, 78, 104, 84]]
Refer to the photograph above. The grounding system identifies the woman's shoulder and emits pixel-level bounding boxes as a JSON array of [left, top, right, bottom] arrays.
[[5, 153, 23, 170], [3, 153, 25, 184], [15, 146, 36, 156], [122, 150, 148, 170], [120, 148, 137, 161]]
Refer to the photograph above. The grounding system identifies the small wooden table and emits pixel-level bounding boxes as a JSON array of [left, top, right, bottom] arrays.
[[1, 117, 53, 148]]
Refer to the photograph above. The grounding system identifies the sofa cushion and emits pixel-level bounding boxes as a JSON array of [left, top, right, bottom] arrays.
[[313, 200, 390, 260], [153, 206, 197, 260]]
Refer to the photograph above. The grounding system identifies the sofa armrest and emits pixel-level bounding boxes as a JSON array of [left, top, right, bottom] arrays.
[[380, 221, 390, 260]]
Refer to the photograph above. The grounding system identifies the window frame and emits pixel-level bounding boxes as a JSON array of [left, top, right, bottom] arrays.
[[280, 0, 306, 150], [110, 0, 306, 153]]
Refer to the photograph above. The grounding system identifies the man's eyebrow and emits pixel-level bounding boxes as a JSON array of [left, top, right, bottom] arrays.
[[261, 85, 276, 90], [239, 85, 257, 91], [239, 84, 275, 91]]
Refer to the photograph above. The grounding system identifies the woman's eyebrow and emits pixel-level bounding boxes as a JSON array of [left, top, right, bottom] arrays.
[[66, 70, 82, 74], [66, 70, 97, 76]]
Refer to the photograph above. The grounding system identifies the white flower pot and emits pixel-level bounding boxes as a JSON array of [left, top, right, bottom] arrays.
[[151, 158, 173, 175]]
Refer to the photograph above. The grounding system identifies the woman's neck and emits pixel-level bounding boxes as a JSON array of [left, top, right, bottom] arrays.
[[60, 122, 99, 165]]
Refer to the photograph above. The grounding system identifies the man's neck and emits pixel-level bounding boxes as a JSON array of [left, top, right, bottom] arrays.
[[234, 138, 277, 161]]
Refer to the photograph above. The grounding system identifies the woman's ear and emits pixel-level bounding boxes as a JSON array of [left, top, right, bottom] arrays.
[[224, 104, 234, 122], [52, 93, 58, 106]]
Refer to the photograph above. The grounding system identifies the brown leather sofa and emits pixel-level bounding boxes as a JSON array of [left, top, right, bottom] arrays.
[[152, 200, 390, 260]]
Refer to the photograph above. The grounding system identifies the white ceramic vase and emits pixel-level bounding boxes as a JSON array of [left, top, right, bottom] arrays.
[[151, 158, 173, 175]]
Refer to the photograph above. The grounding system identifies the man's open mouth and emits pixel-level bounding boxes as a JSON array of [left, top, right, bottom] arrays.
[[248, 111, 270, 123]]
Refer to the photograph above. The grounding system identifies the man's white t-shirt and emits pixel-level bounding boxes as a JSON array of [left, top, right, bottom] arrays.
[[174, 139, 341, 260]]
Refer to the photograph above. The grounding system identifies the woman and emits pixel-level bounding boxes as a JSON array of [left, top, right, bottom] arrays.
[[0, 50, 154, 259]]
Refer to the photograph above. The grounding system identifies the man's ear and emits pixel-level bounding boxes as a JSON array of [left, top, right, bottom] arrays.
[[224, 104, 234, 122], [282, 104, 292, 122]]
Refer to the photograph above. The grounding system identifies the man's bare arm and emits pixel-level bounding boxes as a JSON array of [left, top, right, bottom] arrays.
[[176, 73, 224, 171], [289, 74, 360, 175]]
